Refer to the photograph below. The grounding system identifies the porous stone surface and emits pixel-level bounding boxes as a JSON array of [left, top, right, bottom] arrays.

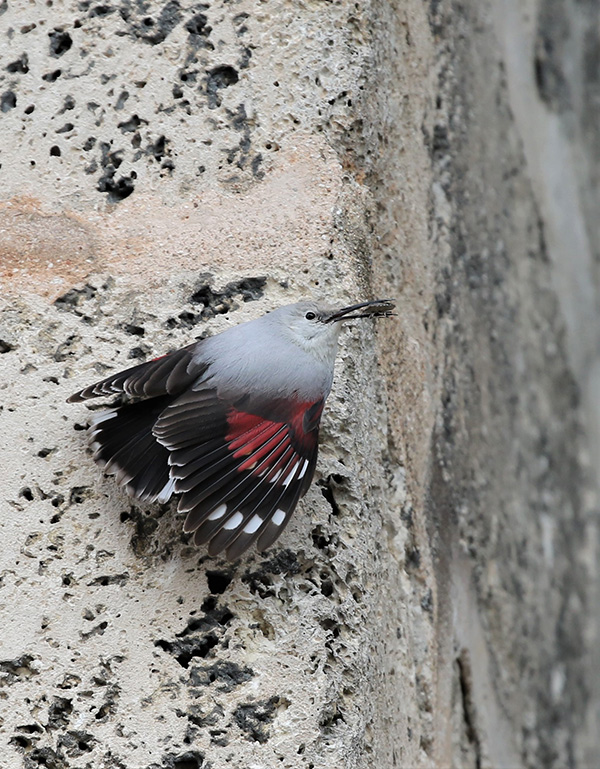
[[1, 1, 599, 768]]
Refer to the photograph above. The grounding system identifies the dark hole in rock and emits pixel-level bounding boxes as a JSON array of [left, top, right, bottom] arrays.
[[149, 134, 168, 161], [117, 113, 145, 133], [189, 276, 266, 317], [206, 65, 239, 107], [155, 634, 219, 668], [201, 596, 217, 613], [49, 29, 72, 57], [241, 549, 301, 598], [97, 173, 135, 202], [190, 660, 254, 692], [162, 751, 205, 769], [128, 346, 149, 359], [86, 573, 129, 587], [233, 696, 279, 743], [406, 545, 421, 569], [311, 526, 335, 551], [54, 283, 97, 310], [6, 53, 29, 73], [56, 729, 96, 756], [47, 696, 73, 730], [16, 723, 43, 734], [185, 13, 210, 36], [115, 90, 129, 110], [1, 90, 16, 112], [95, 702, 111, 719], [177, 311, 199, 328], [218, 609, 234, 626], [10, 735, 32, 749], [89, 5, 114, 18], [317, 474, 343, 517], [61, 96, 76, 113], [132, 0, 182, 46], [320, 617, 340, 638], [180, 70, 197, 83], [42, 69, 62, 82], [319, 701, 345, 729], [69, 486, 91, 504], [121, 323, 145, 337], [206, 570, 232, 594]]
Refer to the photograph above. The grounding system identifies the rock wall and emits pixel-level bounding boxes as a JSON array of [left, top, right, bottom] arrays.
[[1, 1, 598, 768]]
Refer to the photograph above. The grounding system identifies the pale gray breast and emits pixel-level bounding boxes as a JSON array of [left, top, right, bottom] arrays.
[[192, 315, 335, 403]]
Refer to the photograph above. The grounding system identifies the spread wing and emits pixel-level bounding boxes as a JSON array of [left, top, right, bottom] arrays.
[[155, 389, 324, 560], [67, 343, 201, 402], [68, 344, 324, 559], [69, 343, 206, 503]]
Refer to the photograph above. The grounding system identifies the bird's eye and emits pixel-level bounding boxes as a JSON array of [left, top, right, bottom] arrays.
[[305, 311, 317, 320]]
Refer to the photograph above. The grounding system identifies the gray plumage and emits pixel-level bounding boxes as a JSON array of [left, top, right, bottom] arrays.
[[68, 298, 394, 559]]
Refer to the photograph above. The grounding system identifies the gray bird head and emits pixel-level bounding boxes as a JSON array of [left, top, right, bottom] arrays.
[[268, 298, 395, 364], [196, 297, 395, 404]]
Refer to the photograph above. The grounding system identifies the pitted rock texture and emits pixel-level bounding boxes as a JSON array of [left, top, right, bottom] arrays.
[[1, 0, 600, 768], [0, 0, 368, 209], [1, 273, 400, 768]]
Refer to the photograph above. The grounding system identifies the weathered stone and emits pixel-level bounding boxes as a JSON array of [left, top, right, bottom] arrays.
[[1, 1, 598, 768]]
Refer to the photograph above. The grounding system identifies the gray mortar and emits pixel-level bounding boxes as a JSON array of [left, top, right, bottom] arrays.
[[1, 1, 600, 768]]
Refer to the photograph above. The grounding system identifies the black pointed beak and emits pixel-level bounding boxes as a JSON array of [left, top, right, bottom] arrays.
[[325, 298, 396, 323]]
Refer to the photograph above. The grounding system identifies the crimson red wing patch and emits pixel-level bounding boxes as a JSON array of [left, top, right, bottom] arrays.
[[156, 394, 324, 559]]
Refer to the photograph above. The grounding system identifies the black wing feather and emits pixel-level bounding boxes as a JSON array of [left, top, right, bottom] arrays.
[[70, 347, 323, 558], [67, 343, 202, 402]]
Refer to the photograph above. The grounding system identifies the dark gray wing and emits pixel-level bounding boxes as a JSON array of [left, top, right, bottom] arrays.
[[67, 343, 203, 402]]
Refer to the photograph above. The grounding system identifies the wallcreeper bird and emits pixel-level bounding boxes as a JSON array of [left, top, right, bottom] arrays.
[[68, 298, 395, 560]]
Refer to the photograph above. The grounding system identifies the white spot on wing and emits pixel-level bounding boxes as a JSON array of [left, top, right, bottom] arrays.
[[283, 463, 299, 487], [115, 468, 134, 485], [224, 511, 243, 530], [208, 503, 227, 521], [103, 458, 120, 476], [89, 409, 117, 427], [272, 509, 286, 526], [156, 478, 176, 503], [270, 468, 283, 483], [298, 459, 309, 479], [243, 514, 263, 534]]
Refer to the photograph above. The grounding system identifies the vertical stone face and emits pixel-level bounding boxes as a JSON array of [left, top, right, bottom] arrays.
[[1, 3, 598, 769], [363, 1, 600, 766]]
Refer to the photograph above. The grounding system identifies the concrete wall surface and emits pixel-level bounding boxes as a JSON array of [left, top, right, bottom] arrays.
[[1, 1, 598, 768]]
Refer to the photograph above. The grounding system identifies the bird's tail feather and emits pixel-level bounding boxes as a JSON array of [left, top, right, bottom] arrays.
[[88, 396, 173, 503]]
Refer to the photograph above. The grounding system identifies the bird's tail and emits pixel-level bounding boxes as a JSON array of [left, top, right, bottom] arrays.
[[87, 395, 175, 503]]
